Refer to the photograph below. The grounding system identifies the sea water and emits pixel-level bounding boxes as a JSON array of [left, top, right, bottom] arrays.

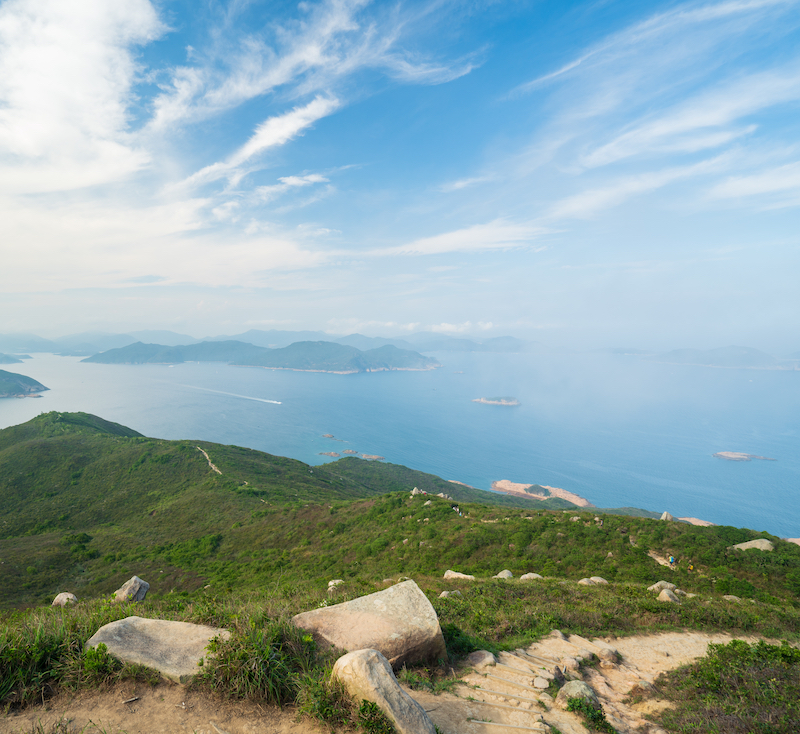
[[1, 352, 798, 537]]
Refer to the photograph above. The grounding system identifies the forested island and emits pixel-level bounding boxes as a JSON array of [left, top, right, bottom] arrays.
[[83, 340, 440, 373], [0, 369, 48, 398]]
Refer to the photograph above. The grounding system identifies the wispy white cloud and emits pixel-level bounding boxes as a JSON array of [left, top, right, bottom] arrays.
[[371, 220, 547, 256], [429, 321, 493, 334], [439, 176, 492, 192], [181, 96, 340, 189], [710, 160, 800, 197]]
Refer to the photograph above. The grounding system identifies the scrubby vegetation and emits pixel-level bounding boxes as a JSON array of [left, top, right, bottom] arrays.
[[647, 639, 800, 733], [2, 412, 800, 732]]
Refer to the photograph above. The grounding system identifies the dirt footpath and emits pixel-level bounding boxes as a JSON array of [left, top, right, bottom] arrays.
[[0, 682, 324, 734]]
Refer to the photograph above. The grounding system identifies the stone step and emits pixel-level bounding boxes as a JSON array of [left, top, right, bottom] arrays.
[[467, 720, 549, 731], [495, 661, 537, 677], [467, 699, 542, 714], [483, 673, 539, 694], [517, 649, 560, 666], [471, 687, 542, 705]]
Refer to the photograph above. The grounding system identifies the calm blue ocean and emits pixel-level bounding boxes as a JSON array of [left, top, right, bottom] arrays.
[[2, 352, 798, 537]]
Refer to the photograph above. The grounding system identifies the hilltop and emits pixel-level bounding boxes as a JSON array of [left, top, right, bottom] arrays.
[[82, 340, 439, 373]]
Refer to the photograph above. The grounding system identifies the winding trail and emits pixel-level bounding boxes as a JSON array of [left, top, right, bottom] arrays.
[[196, 446, 222, 475]]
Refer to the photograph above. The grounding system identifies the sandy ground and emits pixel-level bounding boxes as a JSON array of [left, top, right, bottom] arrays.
[[0, 682, 323, 734]]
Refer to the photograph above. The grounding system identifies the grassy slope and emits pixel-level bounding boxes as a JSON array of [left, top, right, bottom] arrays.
[[1, 412, 799, 613]]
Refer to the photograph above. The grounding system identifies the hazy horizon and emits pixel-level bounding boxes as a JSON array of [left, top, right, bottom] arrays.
[[2, 0, 799, 350]]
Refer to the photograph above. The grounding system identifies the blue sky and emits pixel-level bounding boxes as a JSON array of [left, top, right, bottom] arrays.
[[1, 0, 799, 349]]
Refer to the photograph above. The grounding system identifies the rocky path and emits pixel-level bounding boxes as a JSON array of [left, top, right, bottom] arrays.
[[406, 630, 765, 734]]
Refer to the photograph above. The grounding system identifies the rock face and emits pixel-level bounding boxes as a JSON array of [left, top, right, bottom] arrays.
[[556, 680, 600, 710], [114, 576, 149, 602], [443, 569, 475, 581], [493, 570, 513, 579], [85, 616, 230, 684], [332, 649, 436, 734], [660, 512, 674, 521], [730, 539, 774, 552], [519, 573, 543, 581], [292, 580, 446, 668], [52, 592, 78, 607]]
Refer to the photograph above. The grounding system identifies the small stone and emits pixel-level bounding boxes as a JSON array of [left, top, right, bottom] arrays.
[[674, 589, 687, 597], [467, 650, 496, 668], [493, 570, 513, 579], [657, 589, 680, 603], [443, 569, 475, 580], [114, 576, 149, 603], [589, 576, 609, 585], [578, 578, 595, 586], [519, 573, 544, 581], [570, 516, 580, 522], [555, 680, 599, 710], [424, 500, 432, 506], [628, 680, 655, 696], [533, 677, 549, 689], [52, 592, 77, 607], [328, 579, 345, 588], [561, 656, 580, 671], [439, 591, 450, 598], [723, 594, 742, 603], [549, 629, 567, 641]]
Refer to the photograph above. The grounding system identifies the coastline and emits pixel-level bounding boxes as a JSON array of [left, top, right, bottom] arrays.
[[491, 479, 595, 508]]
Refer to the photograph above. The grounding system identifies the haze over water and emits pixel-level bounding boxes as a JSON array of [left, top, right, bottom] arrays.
[[2, 352, 798, 538]]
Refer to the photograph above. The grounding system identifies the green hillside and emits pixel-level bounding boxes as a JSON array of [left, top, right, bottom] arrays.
[[1, 412, 799, 613], [0, 369, 47, 397]]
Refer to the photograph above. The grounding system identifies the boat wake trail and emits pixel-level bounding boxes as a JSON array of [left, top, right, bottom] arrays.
[[178, 384, 281, 404]]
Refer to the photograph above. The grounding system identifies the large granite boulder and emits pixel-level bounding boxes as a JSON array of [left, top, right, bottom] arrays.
[[658, 589, 680, 603], [493, 570, 513, 579], [292, 580, 446, 668], [332, 649, 436, 734], [114, 575, 149, 602], [730, 539, 774, 552], [52, 592, 78, 607], [85, 616, 230, 683]]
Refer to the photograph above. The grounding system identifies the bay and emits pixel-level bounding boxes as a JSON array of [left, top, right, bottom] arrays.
[[1, 351, 798, 537]]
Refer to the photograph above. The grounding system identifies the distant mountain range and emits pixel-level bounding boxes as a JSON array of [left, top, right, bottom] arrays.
[[82, 340, 441, 373], [0, 330, 534, 356]]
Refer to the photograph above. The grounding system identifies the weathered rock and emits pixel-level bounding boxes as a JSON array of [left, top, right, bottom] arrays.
[[85, 616, 229, 684], [493, 570, 513, 579], [438, 590, 462, 598], [578, 578, 595, 586], [411, 487, 423, 496], [589, 576, 609, 585], [555, 680, 599, 710], [723, 594, 742, 603], [549, 629, 567, 641], [730, 539, 774, 552], [423, 500, 432, 506], [328, 579, 344, 588], [648, 580, 676, 592], [466, 650, 496, 668], [332, 649, 436, 734], [660, 512, 674, 522], [561, 656, 580, 672], [533, 676, 550, 689], [657, 589, 680, 603], [570, 516, 580, 522], [519, 572, 543, 581], [628, 680, 655, 696], [292, 580, 446, 668], [113, 576, 149, 602], [443, 569, 475, 581], [674, 589, 688, 597], [52, 592, 77, 607]]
